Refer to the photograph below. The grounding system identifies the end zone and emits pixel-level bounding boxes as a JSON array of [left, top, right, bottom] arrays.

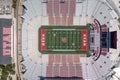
[[82, 29, 88, 51]]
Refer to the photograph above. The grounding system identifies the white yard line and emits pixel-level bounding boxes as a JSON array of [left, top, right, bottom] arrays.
[[53, 49, 75, 51], [53, 29, 76, 30]]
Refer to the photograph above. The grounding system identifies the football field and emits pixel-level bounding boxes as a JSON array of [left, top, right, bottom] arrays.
[[39, 25, 90, 54], [46, 29, 82, 50]]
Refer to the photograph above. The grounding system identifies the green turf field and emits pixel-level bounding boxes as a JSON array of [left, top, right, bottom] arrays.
[[39, 25, 90, 55], [46, 29, 82, 50]]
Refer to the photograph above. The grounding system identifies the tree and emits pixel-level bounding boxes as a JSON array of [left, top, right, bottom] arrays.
[[12, 0, 17, 8]]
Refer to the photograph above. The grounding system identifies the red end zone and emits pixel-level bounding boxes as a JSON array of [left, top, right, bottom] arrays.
[[40, 29, 46, 51], [82, 29, 88, 51]]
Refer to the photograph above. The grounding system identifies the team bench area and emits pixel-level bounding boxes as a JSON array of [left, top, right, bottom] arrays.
[[39, 25, 90, 55]]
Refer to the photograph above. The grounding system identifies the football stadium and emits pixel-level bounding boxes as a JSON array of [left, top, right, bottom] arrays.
[[20, 0, 120, 80]]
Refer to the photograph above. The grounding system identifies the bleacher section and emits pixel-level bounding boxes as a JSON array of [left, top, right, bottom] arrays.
[[21, 0, 120, 80]]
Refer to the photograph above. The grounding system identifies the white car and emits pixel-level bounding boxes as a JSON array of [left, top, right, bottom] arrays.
[[5, 5, 10, 14], [0, 7, 2, 14]]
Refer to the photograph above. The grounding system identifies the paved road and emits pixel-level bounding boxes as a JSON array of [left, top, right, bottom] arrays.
[[15, 0, 24, 80]]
